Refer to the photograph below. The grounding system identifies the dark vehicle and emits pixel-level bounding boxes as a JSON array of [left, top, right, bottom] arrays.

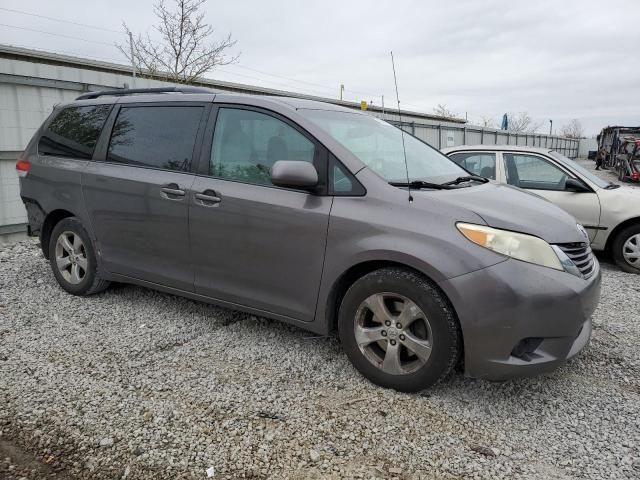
[[17, 88, 601, 392], [596, 125, 640, 172], [615, 138, 640, 183]]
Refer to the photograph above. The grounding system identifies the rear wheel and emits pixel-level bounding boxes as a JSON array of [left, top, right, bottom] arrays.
[[612, 224, 640, 274], [338, 268, 461, 392], [49, 217, 110, 295]]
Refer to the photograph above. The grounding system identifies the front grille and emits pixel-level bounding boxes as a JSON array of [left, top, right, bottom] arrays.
[[557, 242, 596, 279]]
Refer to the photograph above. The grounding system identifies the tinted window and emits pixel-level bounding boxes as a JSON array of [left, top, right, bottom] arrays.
[[38, 105, 111, 159], [211, 108, 315, 185], [107, 106, 203, 171], [504, 153, 568, 191], [449, 152, 496, 179]]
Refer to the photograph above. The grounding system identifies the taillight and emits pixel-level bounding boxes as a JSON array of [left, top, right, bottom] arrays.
[[16, 158, 30, 178], [632, 172, 640, 182]]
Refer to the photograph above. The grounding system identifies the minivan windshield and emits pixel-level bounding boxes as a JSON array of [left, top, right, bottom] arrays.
[[299, 109, 468, 184]]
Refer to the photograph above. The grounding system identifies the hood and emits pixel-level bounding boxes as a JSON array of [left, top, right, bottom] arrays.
[[412, 182, 584, 244]]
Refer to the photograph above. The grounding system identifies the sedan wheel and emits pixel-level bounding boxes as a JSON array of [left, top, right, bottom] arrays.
[[622, 233, 640, 269], [612, 224, 640, 274]]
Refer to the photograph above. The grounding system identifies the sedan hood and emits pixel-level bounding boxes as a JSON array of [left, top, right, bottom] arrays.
[[413, 182, 584, 244]]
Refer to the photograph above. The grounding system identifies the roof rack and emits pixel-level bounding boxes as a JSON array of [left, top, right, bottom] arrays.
[[76, 86, 217, 100]]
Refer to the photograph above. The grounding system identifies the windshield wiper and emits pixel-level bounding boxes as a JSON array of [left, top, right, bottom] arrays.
[[389, 180, 455, 190], [441, 175, 489, 186], [604, 182, 621, 190]]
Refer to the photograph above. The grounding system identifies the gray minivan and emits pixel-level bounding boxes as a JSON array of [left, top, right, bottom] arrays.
[[18, 87, 601, 392]]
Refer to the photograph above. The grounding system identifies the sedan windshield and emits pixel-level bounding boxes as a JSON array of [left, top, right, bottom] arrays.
[[549, 151, 610, 188], [299, 109, 468, 184]]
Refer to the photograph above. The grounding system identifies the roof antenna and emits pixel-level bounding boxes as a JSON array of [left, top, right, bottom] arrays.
[[390, 51, 412, 202]]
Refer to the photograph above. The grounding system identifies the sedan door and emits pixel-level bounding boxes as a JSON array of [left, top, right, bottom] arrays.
[[83, 103, 207, 291], [188, 106, 332, 321], [499, 152, 601, 241]]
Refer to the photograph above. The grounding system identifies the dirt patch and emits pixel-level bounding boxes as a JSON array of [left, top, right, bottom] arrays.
[[0, 438, 74, 480]]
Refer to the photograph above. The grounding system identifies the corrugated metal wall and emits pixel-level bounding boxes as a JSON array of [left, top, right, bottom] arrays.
[[392, 121, 580, 159], [0, 49, 582, 237], [578, 138, 598, 158]]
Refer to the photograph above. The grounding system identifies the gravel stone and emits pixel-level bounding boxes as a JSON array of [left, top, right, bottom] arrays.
[[1, 182, 639, 480], [98, 438, 113, 448]]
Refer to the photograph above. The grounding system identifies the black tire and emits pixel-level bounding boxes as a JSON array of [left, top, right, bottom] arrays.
[[338, 268, 461, 392], [48, 217, 110, 295], [611, 224, 640, 274]]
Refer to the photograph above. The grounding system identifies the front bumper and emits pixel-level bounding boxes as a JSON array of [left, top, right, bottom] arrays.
[[439, 257, 601, 381]]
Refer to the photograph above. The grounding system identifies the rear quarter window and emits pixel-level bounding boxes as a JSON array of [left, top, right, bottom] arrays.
[[38, 105, 112, 159]]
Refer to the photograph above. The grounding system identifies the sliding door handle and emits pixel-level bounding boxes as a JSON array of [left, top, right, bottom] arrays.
[[161, 187, 185, 196], [161, 183, 185, 198], [194, 191, 221, 205]]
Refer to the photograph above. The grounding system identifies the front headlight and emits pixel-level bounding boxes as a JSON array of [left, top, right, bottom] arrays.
[[456, 223, 563, 271]]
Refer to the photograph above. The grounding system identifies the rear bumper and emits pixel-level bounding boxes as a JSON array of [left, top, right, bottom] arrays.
[[21, 197, 45, 236], [439, 258, 601, 381]]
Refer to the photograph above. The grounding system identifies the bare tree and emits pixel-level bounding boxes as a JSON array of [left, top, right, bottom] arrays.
[[560, 119, 585, 138], [479, 115, 496, 128], [118, 0, 238, 83], [507, 112, 542, 133], [433, 104, 458, 119]]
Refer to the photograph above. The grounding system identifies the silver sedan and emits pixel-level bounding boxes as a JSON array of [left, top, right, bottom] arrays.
[[443, 145, 640, 273]]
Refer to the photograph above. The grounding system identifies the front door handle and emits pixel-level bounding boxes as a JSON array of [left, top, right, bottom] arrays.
[[194, 190, 221, 206], [161, 183, 185, 198]]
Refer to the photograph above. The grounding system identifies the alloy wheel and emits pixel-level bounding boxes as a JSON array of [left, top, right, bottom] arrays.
[[55, 231, 88, 284], [622, 233, 640, 268], [354, 292, 433, 375]]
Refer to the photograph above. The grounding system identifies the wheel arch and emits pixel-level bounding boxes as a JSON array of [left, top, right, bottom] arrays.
[[40, 209, 76, 259], [605, 216, 640, 253], [324, 259, 460, 336]]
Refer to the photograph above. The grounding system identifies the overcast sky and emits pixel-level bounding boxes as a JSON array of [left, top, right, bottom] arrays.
[[1, 0, 638, 135]]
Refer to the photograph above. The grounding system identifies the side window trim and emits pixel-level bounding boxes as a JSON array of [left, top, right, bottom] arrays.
[[98, 102, 210, 173], [195, 104, 329, 194], [93, 104, 121, 162]]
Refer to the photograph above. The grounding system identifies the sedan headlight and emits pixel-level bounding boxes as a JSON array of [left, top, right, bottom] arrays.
[[456, 223, 563, 271]]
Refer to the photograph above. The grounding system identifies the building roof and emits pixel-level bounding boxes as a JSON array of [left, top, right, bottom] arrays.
[[0, 44, 466, 124]]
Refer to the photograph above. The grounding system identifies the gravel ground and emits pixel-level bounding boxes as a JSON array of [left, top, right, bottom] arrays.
[[1, 159, 639, 479]]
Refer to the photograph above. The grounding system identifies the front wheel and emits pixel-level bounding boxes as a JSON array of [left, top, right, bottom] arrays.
[[611, 224, 640, 274], [49, 217, 111, 295], [338, 268, 461, 392]]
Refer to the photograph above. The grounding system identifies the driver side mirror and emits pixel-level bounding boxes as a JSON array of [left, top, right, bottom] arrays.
[[565, 177, 589, 192], [271, 160, 318, 190]]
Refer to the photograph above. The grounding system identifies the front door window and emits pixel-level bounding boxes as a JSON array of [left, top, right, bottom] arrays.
[[210, 108, 315, 186], [503, 153, 568, 190]]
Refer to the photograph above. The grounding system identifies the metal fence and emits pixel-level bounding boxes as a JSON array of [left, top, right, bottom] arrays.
[[388, 120, 580, 159]]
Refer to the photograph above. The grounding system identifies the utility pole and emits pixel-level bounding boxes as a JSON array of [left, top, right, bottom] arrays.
[[339, 84, 344, 101], [549, 119, 553, 136], [381, 95, 385, 115], [128, 31, 136, 88]]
